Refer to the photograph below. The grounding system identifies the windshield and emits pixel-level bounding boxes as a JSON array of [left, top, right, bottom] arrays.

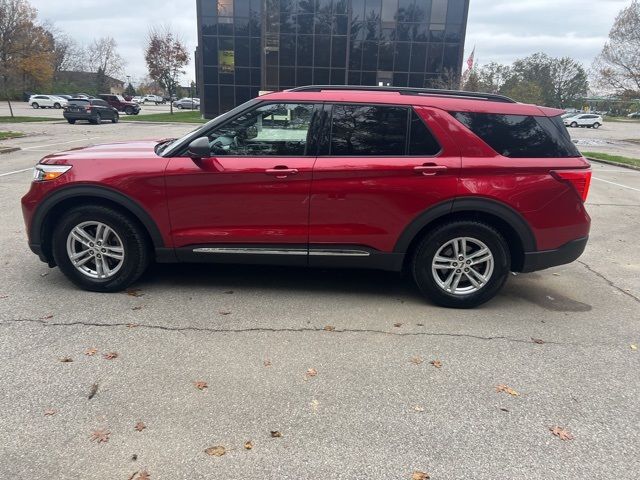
[[116, 95, 126, 101]]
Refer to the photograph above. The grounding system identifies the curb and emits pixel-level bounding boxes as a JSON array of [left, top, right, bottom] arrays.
[[0, 146, 20, 155], [586, 157, 640, 172], [121, 120, 204, 126]]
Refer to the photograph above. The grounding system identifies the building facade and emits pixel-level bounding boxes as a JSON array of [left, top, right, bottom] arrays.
[[196, 0, 469, 117]]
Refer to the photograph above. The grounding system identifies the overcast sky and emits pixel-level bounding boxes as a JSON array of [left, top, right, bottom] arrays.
[[29, 0, 627, 83]]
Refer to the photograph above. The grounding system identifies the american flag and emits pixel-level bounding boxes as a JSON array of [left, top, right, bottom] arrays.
[[466, 47, 476, 71]]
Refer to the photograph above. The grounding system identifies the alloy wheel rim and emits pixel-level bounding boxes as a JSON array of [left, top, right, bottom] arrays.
[[66, 221, 125, 279], [431, 237, 494, 296]]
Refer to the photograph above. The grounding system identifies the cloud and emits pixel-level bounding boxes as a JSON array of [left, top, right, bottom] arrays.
[[29, 0, 627, 82]]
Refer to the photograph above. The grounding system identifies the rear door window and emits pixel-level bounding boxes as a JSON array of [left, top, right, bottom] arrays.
[[329, 104, 407, 156], [451, 112, 580, 158]]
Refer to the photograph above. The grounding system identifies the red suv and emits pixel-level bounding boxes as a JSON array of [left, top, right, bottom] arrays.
[[21, 86, 591, 308]]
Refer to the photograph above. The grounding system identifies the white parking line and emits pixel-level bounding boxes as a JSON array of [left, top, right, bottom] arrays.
[[20, 137, 100, 151], [593, 177, 640, 192], [0, 167, 32, 177]]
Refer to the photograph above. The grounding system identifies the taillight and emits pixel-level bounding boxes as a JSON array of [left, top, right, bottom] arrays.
[[85, 106, 92, 112], [551, 169, 592, 202]]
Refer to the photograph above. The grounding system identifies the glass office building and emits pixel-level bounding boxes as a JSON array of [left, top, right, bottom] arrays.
[[196, 0, 470, 117]]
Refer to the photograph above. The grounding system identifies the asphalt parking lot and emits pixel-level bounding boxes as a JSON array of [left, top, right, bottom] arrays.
[[0, 120, 639, 479], [0, 101, 193, 118]]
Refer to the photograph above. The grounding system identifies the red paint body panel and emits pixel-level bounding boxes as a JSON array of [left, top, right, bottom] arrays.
[[21, 89, 591, 272]]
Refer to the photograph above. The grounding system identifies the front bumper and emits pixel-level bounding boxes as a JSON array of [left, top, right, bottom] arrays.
[[520, 237, 588, 273]]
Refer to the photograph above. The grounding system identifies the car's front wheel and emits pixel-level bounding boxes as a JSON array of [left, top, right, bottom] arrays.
[[52, 206, 150, 292], [411, 221, 510, 308], [125, 106, 133, 115], [570, 121, 578, 127], [32, 102, 39, 109], [593, 122, 601, 129]]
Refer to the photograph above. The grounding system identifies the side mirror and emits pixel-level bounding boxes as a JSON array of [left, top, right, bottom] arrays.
[[187, 137, 211, 159]]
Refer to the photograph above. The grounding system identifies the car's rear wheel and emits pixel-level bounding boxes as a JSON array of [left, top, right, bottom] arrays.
[[54, 102, 61, 109], [570, 121, 578, 127], [32, 102, 39, 109], [411, 221, 510, 308], [67, 119, 76, 124], [176, 104, 183, 109], [52, 206, 150, 292], [124, 106, 133, 115], [112, 113, 119, 123], [593, 122, 601, 129], [94, 113, 101, 125]]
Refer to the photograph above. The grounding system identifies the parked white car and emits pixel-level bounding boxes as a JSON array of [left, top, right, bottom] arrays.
[[139, 94, 165, 105], [131, 96, 143, 104], [29, 95, 68, 109], [563, 113, 603, 129]]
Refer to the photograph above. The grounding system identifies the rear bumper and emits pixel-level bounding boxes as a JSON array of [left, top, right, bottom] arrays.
[[520, 237, 588, 273]]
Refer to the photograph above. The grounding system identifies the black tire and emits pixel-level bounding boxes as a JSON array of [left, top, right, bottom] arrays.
[[593, 122, 601, 129], [125, 106, 133, 115], [51, 205, 150, 292], [32, 102, 39, 109], [112, 113, 119, 123], [570, 121, 578, 128], [54, 102, 61, 109], [176, 104, 183, 109], [411, 221, 510, 308], [95, 113, 101, 125], [67, 119, 76, 124]]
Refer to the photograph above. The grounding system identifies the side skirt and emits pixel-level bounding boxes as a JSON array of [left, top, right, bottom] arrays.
[[164, 245, 405, 272]]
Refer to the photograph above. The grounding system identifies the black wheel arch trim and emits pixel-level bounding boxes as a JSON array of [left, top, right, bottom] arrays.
[[393, 197, 537, 253], [30, 185, 165, 250]]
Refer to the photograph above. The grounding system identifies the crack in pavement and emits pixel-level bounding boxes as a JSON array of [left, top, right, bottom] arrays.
[[0, 317, 589, 347], [578, 260, 640, 303]]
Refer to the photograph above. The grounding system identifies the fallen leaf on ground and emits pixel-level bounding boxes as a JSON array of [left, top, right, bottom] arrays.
[[263, 359, 272, 367], [205, 445, 226, 456], [41, 314, 54, 320], [0, 295, 8, 299], [500, 407, 510, 412], [549, 426, 574, 441], [410, 356, 424, 365], [218, 311, 232, 315], [393, 322, 403, 328], [90, 428, 110, 443], [323, 325, 335, 332], [413, 405, 425, 412], [430, 360, 442, 368], [412, 471, 430, 480], [88, 383, 98, 400], [305, 368, 318, 379], [44, 409, 57, 416], [244, 440, 253, 450], [134, 421, 146, 432], [126, 289, 144, 297], [131, 306, 143, 311], [84, 347, 98, 356], [127, 323, 139, 328], [59, 357, 73, 363], [194, 381, 208, 390], [224, 290, 234, 294], [40, 272, 49, 277], [270, 430, 282, 438], [496, 384, 520, 397], [131, 454, 138, 461], [631, 344, 638, 350], [416, 323, 424, 327], [136, 471, 151, 480], [310, 398, 320, 413], [531, 338, 545, 344], [127, 472, 138, 480], [102, 352, 118, 360], [552, 272, 560, 276]]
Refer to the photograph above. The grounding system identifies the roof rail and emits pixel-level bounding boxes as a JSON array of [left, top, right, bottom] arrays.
[[287, 85, 517, 104]]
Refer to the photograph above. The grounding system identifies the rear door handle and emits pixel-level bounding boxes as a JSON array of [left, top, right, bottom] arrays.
[[414, 164, 448, 176], [265, 166, 299, 178]]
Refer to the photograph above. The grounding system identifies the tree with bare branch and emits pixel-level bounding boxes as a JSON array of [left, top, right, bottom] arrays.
[[593, 0, 640, 97], [144, 26, 189, 115], [86, 37, 125, 93]]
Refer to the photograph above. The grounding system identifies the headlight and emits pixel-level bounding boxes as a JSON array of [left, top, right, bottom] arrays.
[[33, 164, 72, 182]]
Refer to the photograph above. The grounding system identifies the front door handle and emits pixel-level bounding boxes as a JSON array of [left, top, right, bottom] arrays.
[[414, 164, 448, 176], [265, 166, 299, 178]]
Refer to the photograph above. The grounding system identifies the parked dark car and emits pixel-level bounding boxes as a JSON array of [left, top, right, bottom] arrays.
[[98, 94, 140, 115], [63, 98, 119, 125]]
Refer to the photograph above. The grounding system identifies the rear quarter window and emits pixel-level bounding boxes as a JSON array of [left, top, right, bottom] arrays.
[[451, 112, 580, 158]]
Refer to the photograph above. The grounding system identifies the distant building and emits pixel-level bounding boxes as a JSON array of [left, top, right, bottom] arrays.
[[196, 0, 470, 117], [55, 71, 125, 94]]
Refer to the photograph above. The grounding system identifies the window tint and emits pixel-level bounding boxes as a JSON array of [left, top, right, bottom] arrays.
[[330, 104, 407, 156], [452, 112, 580, 158], [206, 103, 315, 156], [69, 99, 89, 106], [409, 110, 441, 156]]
